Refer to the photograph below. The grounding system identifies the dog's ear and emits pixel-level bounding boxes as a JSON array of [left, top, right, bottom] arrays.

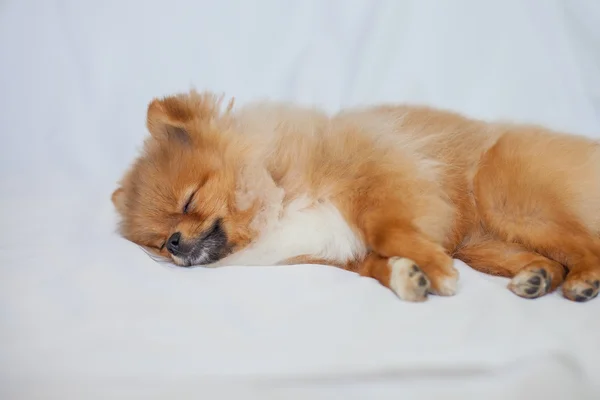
[[146, 97, 192, 145], [111, 187, 127, 215], [146, 91, 232, 145]]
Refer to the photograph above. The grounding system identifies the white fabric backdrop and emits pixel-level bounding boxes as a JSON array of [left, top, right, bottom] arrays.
[[1, 1, 599, 399]]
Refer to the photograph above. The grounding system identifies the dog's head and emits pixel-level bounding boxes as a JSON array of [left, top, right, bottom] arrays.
[[112, 90, 261, 266]]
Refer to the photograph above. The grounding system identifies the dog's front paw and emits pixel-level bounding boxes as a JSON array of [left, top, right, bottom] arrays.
[[388, 257, 430, 302]]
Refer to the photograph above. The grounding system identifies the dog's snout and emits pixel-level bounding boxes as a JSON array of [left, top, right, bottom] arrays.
[[166, 232, 181, 254]]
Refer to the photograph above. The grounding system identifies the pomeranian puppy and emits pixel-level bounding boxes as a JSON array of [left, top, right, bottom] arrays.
[[112, 89, 600, 302]]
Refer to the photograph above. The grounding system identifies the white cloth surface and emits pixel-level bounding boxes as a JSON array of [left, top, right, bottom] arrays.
[[1, 1, 599, 399]]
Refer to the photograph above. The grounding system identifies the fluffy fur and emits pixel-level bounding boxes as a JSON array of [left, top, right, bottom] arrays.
[[112, 89, 600, 302]]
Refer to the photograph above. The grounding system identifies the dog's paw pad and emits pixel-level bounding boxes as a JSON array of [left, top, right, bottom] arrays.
[[388, 257, 430, 302], [508, 268, 551, 299], [563, 279, 600, 303]]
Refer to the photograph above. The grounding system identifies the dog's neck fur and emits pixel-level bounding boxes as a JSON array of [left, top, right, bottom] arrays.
[[207, 104, 368, 268]]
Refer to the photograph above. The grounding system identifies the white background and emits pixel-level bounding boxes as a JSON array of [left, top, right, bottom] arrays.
[[1, 1, 599, 399]]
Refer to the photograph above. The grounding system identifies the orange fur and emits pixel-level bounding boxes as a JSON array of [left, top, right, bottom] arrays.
[[112, 89, 600, 302]]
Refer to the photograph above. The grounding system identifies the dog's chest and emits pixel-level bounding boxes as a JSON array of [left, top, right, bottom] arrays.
[[220, 199, 367, 267]]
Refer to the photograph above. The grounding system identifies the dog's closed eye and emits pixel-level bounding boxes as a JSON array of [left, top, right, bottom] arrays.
[[183, 191, 196, 214]]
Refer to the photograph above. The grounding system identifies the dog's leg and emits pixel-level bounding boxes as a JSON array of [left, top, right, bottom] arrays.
[[513, 234, 600, 302], [281, 253, 436, 302], [454, 235, 566, 299], [477, 215, 600, 302], [282, 251, 451, 302], [556, 243, 600, 303], [474, 134, 600, 302], [356, 253, 436, 302], [279, 255, 346, 268], [355, 215, 459, 301]]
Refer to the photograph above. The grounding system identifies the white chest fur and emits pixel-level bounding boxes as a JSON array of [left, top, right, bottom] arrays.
[[211, 197, 367, 267]]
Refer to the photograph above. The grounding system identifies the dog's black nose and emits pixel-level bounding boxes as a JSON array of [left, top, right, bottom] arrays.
[[166, 232, 181, 254]]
